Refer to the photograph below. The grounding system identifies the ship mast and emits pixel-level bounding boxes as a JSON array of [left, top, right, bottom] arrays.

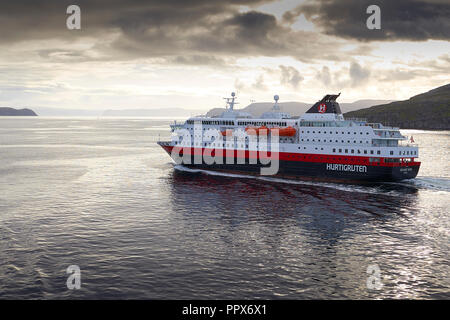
[[224, 92, 238, 111], [273, 94, 280, 111]]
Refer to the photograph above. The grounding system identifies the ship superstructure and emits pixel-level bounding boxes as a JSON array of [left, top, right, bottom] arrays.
[[158, 93, 420, 181]]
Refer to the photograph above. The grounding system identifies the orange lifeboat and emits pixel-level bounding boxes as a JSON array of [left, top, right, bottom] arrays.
[[270, 126, 296, 136], [257, 126, 269, 135], [245, 126, 270, 135], [221, 129, 233, 136], [245, 126, 259, 135]]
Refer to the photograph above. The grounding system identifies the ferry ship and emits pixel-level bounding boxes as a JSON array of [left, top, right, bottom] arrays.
[[158, 93, 420, 182]]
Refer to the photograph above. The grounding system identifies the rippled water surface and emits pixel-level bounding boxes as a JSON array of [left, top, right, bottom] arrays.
[[0, 118, 449, 299]]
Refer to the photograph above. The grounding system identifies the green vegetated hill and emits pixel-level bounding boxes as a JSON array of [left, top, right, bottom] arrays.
[[344, 84, 450, 130]]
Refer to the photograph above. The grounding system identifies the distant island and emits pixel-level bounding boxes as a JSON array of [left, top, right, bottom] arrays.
[[0, 107, 37, 116], [344, 83, 450, 130]]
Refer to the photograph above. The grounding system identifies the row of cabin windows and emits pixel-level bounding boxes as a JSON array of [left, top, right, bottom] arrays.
[[330, 148, 417, 156], [176, 141, 417, 156], [302, 138, 368, 144], [237, 121, 288, 126], [186, 120, 234, 125], [301, 130, 370, 135], [176, 141, 269, 149], [399, 150, 417, 155], [333, 148, 381, 155]]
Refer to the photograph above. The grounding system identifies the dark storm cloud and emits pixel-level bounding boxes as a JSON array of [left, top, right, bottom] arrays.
[[0, 0, 350, 64], [290, 0, 450, 41], [0, 0, 267, 42]]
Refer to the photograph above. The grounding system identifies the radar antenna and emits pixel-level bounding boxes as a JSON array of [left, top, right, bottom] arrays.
[[223, 92, 238, 111], [273, 94, 280, 111]]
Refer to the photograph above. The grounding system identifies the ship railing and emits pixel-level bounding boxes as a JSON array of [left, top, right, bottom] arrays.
[[398, 141, 418, 147], [346, 117, 367, 122], [170, 123, 184, 129]]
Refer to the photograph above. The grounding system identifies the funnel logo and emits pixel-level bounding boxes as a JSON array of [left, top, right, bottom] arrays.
[[318, 103, 327, 113]]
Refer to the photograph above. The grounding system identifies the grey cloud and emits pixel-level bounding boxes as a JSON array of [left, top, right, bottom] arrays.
[[233, 74, 268, 92], [168, 55, 228, 66], [234, 78, 246, 92], [294, 0, 450, 41], [252, 74, 268, 91], [314, 63, 371, 89], [379, 69, 420, 81], [349, 62, 370, 86], [279, 65, 303, 88], [316, 66, 331, 86]]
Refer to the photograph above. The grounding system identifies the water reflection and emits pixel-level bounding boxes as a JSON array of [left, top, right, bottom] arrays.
[[160, 168, 445, 299]]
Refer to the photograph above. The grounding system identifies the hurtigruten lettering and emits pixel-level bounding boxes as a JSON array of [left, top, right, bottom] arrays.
[[326, 163, 367, 172]]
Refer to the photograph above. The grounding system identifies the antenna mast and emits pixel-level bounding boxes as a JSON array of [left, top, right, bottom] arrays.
[[223, 92, 238, 111], [273, 94, 280, 111]]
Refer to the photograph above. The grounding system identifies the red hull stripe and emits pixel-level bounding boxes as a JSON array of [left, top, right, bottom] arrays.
[[161, 145, 420, 168]]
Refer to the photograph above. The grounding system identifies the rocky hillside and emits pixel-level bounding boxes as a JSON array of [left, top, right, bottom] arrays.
[[344, 84, 450, 130], [0, 107, 37, 116]]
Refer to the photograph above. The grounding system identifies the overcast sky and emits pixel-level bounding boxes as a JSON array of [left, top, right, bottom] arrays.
[[0, 0, 449, 111]]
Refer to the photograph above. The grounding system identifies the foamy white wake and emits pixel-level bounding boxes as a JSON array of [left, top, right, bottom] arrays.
[[384, 176, 450, 192]]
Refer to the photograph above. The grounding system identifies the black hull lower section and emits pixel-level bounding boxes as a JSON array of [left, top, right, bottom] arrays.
[[178, 159, 420, 182], [158, 143, 420, 182]]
